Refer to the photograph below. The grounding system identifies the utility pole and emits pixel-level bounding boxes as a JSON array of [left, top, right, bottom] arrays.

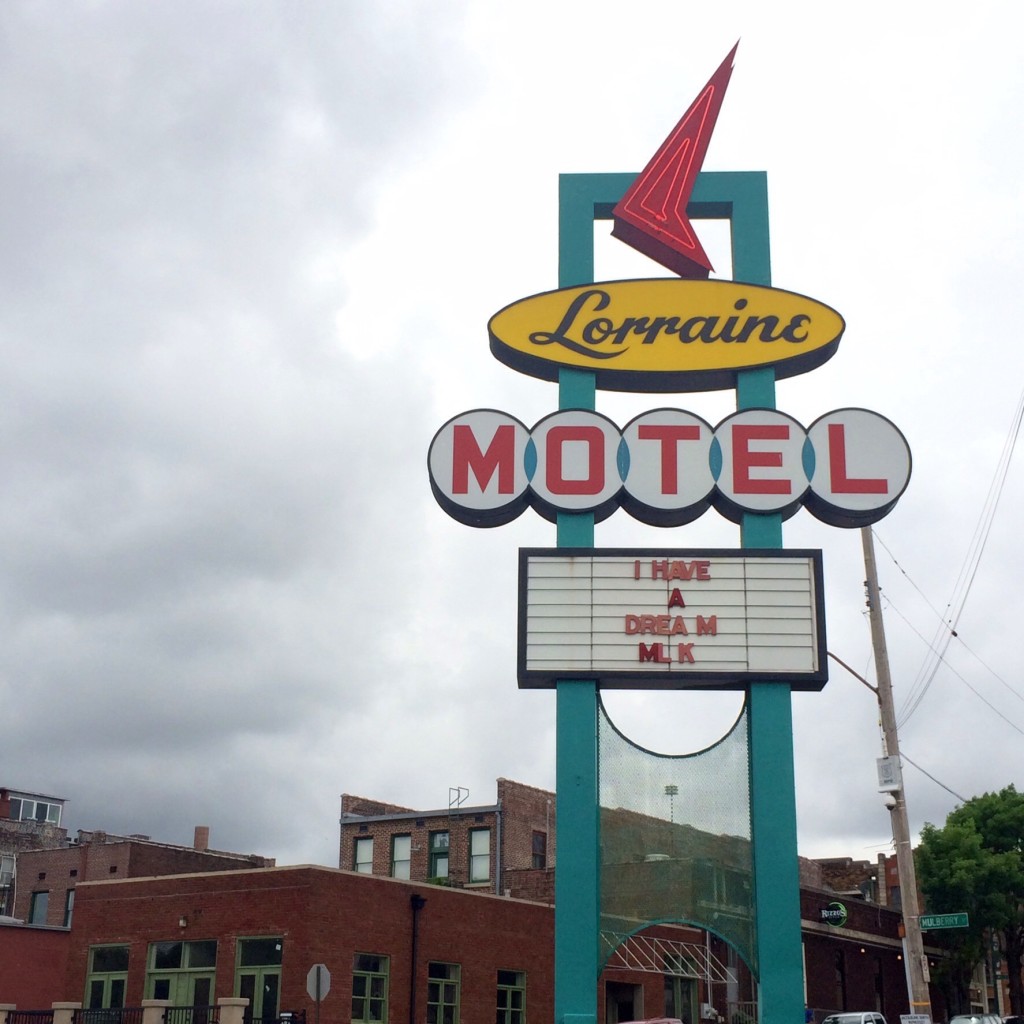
[[862, 526, 933, 1021]]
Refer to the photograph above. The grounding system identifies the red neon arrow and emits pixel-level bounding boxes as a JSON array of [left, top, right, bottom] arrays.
[[612, 43, 738, 278]]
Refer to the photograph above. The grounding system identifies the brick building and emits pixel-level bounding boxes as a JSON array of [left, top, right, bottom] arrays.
[[339, 779, 555, 902], [1, 785, 69, 916], [67, 864, 558, 1021], [38, 862, 742, 1023], [0, 856, 948, 1023], [11, 826, 275, 928], [336, 778, 950, 1023], [0, 776, 952, 1022]]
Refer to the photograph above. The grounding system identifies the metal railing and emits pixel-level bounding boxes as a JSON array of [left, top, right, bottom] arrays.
[[163, 1008, 219, 1024], [8, 1013, 55, 1024], [73, 1009, 144, 1024], [249, 1014, 305, 1024], [726, 1000, 759, 1024]]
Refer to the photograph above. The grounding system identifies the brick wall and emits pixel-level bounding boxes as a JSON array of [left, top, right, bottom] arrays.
[[0, 819, 67, 856], [0, 921, 70, 1006], [502, 866, 554, 904], [13, 843, 132, 925], [496, 778, 555, 875], [127, 843, 273, 876], [339, 779, 558, 899], [800, 886, 947, 1020], [340, 794, 415, 816], [340, 808, 499, 889], [13, 838, 274, 925]]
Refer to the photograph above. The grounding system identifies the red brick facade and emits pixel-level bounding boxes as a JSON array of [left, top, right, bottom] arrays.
[[64, 864, 557, 1023], [12, 832, 274, 927], [0, 856, 955, 1021], [801, 886, 929, 1022], [0, 775, 951, 1022], [339, 779, 555, 900], [0, 921, 70, 1006]]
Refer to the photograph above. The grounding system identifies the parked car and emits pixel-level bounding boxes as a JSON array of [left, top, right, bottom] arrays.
[[822, 1013, 887, 1024], [950, 1015, 1002, 1024]]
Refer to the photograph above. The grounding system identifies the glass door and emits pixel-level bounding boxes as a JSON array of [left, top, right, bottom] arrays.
[[238, 968, 280, 1021]]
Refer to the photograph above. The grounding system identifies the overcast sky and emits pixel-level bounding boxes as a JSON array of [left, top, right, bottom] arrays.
[[2, 3, 1022, 871]]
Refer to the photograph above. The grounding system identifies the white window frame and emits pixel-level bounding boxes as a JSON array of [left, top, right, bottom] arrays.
[[469, 828, 490, 883], [391, 835, 411, 879], [10, 797, 62, 826], [354, 836, 374, 874]]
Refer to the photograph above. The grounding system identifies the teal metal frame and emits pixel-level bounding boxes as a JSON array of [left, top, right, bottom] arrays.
[[554, 171, 804, 1024]]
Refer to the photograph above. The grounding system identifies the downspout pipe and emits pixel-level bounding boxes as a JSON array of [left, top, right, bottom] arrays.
[[495, 798, 503, 894], [409, 893, 426, 1024]]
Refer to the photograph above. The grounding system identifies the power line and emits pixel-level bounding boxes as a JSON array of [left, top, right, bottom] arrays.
[[891, 387, 1024, 726], [881, 593, 1024, 727], [900, 751, 967, 804]]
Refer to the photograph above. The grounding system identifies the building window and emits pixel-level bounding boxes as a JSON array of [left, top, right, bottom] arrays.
[[9, 797, 61, 826], [29, 890, 49, 924], [64, 888, 75, 927], [86, 945, 130, 1008], [531, 831, 547, 869], [497, 969, 525, 1024], [693, 859, 750, 911], [391, 835, 411, 879], [352, 953, 389, 1023], [663, 953, 698, 1023], [0, 854, 14, 916], [354, 837, 374, 874], [147, 940, 217, 1005], [427, 962, 460, 1024], [469, 828, 490, 883], [429, 831, 449, 880], [238, 937, 283, 967], [236, 937, 283, 1024]]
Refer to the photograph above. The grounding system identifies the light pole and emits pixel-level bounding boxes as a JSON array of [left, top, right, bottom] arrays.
[[861, 526, 933, 1021], [665, 783, 678, 823]]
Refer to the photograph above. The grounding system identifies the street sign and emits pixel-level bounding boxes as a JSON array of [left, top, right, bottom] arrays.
[[900, 1014, 931, 1024], [919, 912, 969, 930], [306, 963, 331, 1000]]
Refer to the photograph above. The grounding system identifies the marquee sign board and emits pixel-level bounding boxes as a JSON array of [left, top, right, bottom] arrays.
[[518, 548, 826, 690]]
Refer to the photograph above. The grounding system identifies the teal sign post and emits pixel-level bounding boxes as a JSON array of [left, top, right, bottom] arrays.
[[427, 47, 913, 1024], [553, 170, 802, 1024]]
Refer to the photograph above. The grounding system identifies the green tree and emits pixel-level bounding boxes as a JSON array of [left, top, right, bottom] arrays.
[[917, 785, 1024, 1015]]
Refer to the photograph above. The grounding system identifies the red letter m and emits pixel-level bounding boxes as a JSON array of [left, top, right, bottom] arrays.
[[638, 643, 659, 663], [452, 424, 515, 494]]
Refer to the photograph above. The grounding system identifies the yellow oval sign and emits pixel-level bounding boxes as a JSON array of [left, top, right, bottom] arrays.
[[488, 278, 845, 393]]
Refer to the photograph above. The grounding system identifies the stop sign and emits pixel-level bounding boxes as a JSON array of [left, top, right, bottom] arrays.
[[306, 963, 331, 1001]]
